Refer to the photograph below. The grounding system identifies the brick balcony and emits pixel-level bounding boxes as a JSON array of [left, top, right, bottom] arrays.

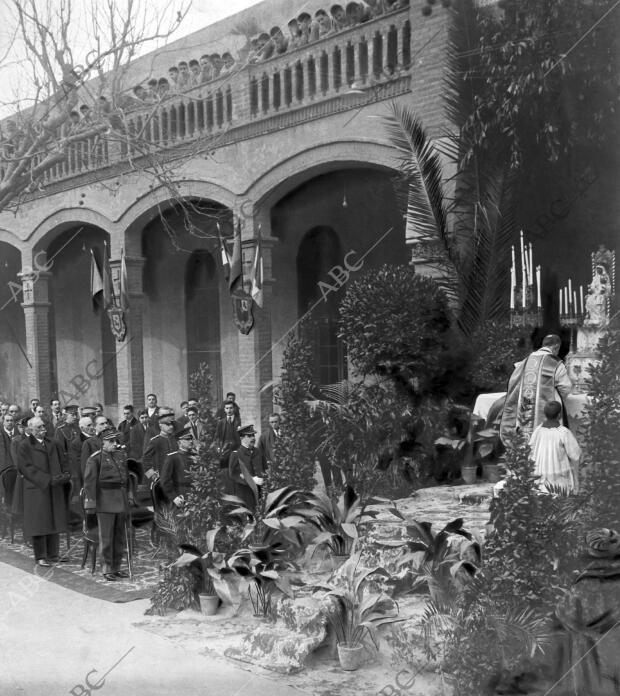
[[41, 8, 414, 188]]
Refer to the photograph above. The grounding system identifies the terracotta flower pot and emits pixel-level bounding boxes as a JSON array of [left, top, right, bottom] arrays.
[[198, 594, 220, 616], [461, 465, 477, 485], [337, 643, 365, 671]]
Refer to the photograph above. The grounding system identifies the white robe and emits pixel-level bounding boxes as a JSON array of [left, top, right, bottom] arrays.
[[529, 423, 581, 493]]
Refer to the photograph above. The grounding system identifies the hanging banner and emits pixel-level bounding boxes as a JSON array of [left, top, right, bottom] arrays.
[[107, 307, 127, 342], [231, 287, 254, 335]]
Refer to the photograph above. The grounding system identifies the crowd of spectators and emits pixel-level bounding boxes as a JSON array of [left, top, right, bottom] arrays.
[[126, 0, 409, 104]]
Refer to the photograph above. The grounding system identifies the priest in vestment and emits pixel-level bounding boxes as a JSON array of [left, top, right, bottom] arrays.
[[500, 334, 573, 448]]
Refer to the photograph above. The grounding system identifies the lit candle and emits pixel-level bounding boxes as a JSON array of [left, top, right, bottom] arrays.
[[573, 291, 578, 318], [559, 289, 563, 316], [528, 244, 533, 286], [510, 266, 515, 310], [579, 285, 584, 315], [536, 266, 541, 309], [511, 245, 516, 275], [520, 232, 526, 308], [568, 278, 572, 305], [564, 287, 569, 316]]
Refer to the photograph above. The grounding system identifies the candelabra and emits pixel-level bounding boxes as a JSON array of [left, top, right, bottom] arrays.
[[510, 283, 542, 327]]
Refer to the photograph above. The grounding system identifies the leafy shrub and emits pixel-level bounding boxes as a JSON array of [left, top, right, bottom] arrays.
[[338, 265, 459, 395], [271, 331, 321, 492], [467, 320, 531, 392], [145, 565, 198, 616], [580, 328, 620, 528]]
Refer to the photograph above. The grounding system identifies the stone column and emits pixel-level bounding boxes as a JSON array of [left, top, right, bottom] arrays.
[[233, 204, 276, 431], [19, 250, 53, 403]]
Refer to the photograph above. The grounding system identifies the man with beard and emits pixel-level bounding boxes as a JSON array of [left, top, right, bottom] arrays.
[[80, 415, 110, 479], [17, 418, 70, 566]]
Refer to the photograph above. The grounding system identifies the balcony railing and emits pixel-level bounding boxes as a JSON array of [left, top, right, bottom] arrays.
[[43, 8, 412, 186]]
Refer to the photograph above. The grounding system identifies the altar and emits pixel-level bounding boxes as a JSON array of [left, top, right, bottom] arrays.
[[473, 391, 589, 432]]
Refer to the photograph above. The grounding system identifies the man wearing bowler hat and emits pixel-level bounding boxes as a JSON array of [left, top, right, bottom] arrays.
[[228, 425, 265, 511], [83, 426, 133, 581], [160, 423, 195, 506]]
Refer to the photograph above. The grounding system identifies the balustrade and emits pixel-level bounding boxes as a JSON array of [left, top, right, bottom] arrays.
[[40, 8, 411, 185]]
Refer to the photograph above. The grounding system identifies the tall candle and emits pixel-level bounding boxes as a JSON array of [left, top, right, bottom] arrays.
[[568, 278, 572, 305], [528, 244, 533, 285], [564, 287, 569, 316], [573, 291, 578, 318], [520, 233, 526, 308], [511, 246, 516, 275], [579, 285, 584, 315], [559, 289, 563, 316], [510, 267, 515, 310], [536, 266, 541, 309]]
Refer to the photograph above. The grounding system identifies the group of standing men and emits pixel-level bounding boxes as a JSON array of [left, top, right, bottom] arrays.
[[0, 391, 283, 579]]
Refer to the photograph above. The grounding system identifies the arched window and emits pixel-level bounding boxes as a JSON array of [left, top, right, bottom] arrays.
[[297, 226, 346, 385], [185, 250, 222, 401]]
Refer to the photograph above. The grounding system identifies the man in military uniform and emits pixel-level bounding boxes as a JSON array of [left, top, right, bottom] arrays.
[[83, 426, 133, 581], [53, 405, 81, 528], [160, 423, 195, 506], [228, 425, 264, 511], [142, 411, 176, 478], [80, 415, 109, 479]]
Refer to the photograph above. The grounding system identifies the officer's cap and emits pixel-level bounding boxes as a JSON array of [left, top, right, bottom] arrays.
[[237, 424, 256, 436], [100, 425, 122, 440]]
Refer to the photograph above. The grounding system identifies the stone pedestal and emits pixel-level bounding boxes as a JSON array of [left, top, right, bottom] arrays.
[[565, 326, 604, 393]]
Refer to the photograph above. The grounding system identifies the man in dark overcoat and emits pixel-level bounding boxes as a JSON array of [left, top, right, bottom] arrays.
[[54, 405, 82, 529], [83, 426, 133, 581], [258, 413, 282, 470], [17, 417, 70, 566], [228, 425, 264, 512]]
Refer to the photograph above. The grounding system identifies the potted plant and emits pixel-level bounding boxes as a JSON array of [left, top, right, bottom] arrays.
[[314, 553, 403, 671], [301, 486, 379, 569], [172, 527, 242, 616]]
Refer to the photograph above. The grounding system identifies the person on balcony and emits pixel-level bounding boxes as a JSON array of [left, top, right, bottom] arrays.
[[210, 53, 223, 78], [330, 4, 347, 30], [199, 54, 214, 83], [145, 78, 159, 103], [287, 18, 302, 49], [221, 52, 236, 73], [177, 61, 190, 89], [315, 9, 336, 36], [298, 12, 319, 44], [366, 0, 386, 16], [346, 1, 371, 26], [270, 26, 289, 54], [168, 66, 179, 90], [189, 59, 201, 87], [157, 78, 170, 98], [257, 32, 274, 60]]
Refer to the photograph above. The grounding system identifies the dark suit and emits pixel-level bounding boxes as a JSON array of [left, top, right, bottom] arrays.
[[146, 407, 160, 428], [118, 417, 138, 446], [54, 422, 82, 527], [84, 449, 130, 574], [0, 428, 17, 505], [142, 433, 175, 474], [81, 436, 102, 479], [129, 423, 149, 461], [228, 445, 264, 510], [17, 435, 70, 560], [215, 417, 241, 468], [160, 451, 192, 503], [258, 427, 280, 469]]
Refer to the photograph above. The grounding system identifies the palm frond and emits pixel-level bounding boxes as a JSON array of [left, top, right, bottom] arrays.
[[384, 102, 463, 306]]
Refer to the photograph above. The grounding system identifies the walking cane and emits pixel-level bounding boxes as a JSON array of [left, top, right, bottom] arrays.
[[125, 511, 133, 579]]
